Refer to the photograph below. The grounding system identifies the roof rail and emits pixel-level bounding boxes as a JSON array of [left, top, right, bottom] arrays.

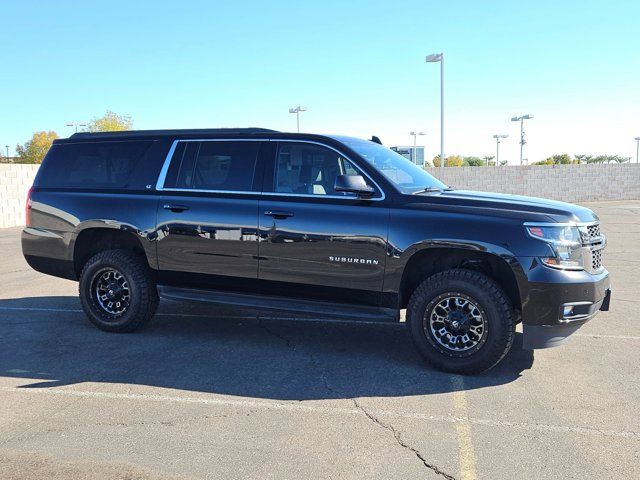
[[70, 128, 279, 139]]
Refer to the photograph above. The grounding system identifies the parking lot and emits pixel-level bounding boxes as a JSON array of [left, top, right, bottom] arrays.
[[0, 200, 639, 479]]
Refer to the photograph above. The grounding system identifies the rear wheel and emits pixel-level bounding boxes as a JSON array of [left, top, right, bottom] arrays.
[[407, 269, 515, 374], [79, 249, 158, 332]]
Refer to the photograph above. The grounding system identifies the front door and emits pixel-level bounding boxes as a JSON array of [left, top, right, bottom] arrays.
[[156, 139, 263, 291], [258, 141, 390, 306]]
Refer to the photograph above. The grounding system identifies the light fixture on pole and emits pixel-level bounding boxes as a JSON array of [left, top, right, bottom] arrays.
[[635, 137, 640, 163], [511, 114, 533, 166], [66, 121, 87, 133], [492, 134, 508, 166], [288, 106, 307, 133], [410, 131, 426, 164], [425, 53, 444, 170]]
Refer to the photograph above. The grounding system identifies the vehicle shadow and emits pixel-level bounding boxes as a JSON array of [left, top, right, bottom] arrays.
[[0, 296, 534, 400]]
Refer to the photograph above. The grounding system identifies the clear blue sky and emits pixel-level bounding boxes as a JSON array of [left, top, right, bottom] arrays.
[[1, 0, 639, 163]]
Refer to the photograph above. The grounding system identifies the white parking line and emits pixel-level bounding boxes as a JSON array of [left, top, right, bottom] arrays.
[[575, 333, 640, 340], [0, 386, 637, 440]]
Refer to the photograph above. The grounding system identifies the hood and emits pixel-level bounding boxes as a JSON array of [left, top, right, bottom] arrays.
[[401, 189, 598, 223]]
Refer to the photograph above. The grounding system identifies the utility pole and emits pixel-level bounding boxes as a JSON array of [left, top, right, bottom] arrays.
[[493, 134, 508, 166], [288, 106, 307, 133], [426, 53, 444, 170], [66, 121, 87, 133], [410, 131, 426, 164], [511, 114, 533, 165], [635, 137, 640, 163]]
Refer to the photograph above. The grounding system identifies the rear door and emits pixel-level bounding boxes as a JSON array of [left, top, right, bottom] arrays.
[[155, 139, 264, 291], [257, 140, 390, 306]]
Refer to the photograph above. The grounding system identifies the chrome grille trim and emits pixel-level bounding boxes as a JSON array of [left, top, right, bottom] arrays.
[[578, 222, 605, 273]]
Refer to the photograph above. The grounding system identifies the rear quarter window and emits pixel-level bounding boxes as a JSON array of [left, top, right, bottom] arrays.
[[36, 141, 154, 189]]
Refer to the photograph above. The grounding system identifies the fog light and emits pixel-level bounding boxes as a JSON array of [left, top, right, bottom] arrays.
[[563, 306, 574, 317]]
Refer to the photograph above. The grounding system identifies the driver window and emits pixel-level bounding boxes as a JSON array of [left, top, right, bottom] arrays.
[[274, 143, 363, 196]]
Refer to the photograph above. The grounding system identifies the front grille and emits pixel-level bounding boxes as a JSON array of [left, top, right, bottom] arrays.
[[591, 248, 602, 271], [582, 222, 604, 273], [586, 223, 601, 239]]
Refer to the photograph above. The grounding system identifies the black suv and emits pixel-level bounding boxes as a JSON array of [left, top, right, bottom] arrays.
[[22, 129, 611, 374]]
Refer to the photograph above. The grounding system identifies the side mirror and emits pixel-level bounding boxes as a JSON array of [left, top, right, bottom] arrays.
[[334, 174, 375, 197]]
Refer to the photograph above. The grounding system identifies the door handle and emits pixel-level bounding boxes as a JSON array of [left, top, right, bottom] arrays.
[[163, 204, 189, 213], [264, 210, 294, 219]]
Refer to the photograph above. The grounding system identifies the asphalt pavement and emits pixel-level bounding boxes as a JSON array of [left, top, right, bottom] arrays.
[[1, 201, 639, 479]]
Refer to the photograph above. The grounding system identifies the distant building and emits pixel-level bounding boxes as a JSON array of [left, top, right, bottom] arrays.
[[391, 146, 425, 166]]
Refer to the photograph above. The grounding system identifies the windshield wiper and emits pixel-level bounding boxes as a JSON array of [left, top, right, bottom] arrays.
[[412, 187, 444, 195], [412, 186, 455, 195]]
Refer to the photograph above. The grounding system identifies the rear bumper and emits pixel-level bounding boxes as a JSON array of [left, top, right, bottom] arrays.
[[22, 227, 77, 280], [518, 257, 611, 349]]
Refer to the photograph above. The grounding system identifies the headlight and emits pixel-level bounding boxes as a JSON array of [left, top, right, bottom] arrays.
[[525, 225, 584, 270]]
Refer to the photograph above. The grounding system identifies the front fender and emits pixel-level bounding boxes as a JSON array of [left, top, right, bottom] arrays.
[[384, 208, 535, 306]]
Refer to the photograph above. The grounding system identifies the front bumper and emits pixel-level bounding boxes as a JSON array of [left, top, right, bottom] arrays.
[[517, 257, 611, 349]]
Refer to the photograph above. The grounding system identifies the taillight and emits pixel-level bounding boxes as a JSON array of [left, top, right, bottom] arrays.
[[25, 187, 33, 226]]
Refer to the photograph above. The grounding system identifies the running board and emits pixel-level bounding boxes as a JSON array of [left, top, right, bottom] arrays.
[[157, 286, 399, 323]]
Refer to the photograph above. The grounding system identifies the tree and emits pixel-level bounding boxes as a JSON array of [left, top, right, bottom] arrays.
[[483, 155, 495, 166], [549, 153, 572, 164], [574, 154, 592, 164], [16, 130, 59, 164], [610, 155, 631, 163], [462, 156, 484, 166], [588, 155, 630, 164], [532, 159, 553, 165], [533, 153, 572, 165], [87, 110, 133, 132], [433, 154, 463, 167]]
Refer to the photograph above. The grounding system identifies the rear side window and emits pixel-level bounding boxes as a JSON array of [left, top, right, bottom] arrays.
[[37, 141, 153, 189], [164, 141, 260, 192]]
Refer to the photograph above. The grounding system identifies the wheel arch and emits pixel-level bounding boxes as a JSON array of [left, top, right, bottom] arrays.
[[72, 227, 154, 278], [397, 246, 523, 314]]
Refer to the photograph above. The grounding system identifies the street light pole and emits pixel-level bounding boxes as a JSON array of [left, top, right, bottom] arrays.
[[288, 106, 307, 133], [410, 131, 426, 164], [66, 121, 87, 133], [511, 114, 533, 166], [5, 145, 8, 161], [635, 137, 640, 163], [426, 53, 444, 170], [493, 134, 508, 166]]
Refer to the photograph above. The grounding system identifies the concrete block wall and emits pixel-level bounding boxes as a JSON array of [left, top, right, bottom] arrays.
[[425, 163, 640, 203], [0, 164, 40, 228], [1, 163, 639, 228]]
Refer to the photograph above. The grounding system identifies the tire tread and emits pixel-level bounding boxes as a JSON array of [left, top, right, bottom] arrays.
[[407, 268, 515, 374]]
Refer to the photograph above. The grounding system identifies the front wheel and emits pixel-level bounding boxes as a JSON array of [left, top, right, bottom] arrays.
[[79, 249, 158, 333], [407, 269, 515, 374]]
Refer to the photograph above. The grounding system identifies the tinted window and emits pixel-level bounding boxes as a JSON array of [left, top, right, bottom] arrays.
[[340, 138, 447, 194], [38, 141, 153, 189], [167, 141, 259, 191], [273, 143, 369, 196]]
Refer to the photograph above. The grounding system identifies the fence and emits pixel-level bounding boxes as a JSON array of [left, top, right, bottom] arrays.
[[1, 163, 639, 228], [0, 164, 39, 228], [426, 163, 640, 202]]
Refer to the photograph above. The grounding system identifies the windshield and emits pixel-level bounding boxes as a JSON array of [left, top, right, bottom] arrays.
[[342, 139, 448, 194]]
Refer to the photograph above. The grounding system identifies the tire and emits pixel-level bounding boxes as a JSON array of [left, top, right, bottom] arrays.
[[407, 269, 515, 374], [79, 249, 158, 333]]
